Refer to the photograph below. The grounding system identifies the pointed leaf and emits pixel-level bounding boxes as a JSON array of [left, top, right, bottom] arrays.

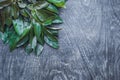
[[47, 4, 58, 14], [31, 36, 37, 50], [32, 20, 42, 39], [35, 44, 43, 56], [44, 36, 59, 48], [47, 0, 65, 7]]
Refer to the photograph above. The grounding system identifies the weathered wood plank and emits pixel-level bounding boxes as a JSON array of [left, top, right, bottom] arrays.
[[0, 0, 120, 80]]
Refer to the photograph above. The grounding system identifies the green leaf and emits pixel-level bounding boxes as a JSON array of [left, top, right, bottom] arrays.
[[25, 44, 33, 54], [44, 29, 59, 48], [36, 9, 56, 22], [32, 20, 42, 39], [20, 9, 29, 17], [13, 19, 31, 36], [35, 10, 47, 22], [17, 36, 29, 47], [37, 31, 45, 45], [2, 32, 9, 44], [21, 23, 31, 38], [31, 36, 37, 50], [13, 19, 23, 35], [18, 2, 27, 8], [44, 36, 59, 49], [46, 4, 58, 14], [35, 44, 43, 56], [52, 16, 63, 24], [47, 0, 65, 7], [47, 28, 60, 36], [8, 33, 20, 51], [33, 1, 49, 10], [43, 15, 58, 26]]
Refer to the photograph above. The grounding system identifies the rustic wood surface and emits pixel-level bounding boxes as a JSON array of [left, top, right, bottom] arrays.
[[0, 0, 120, 80]]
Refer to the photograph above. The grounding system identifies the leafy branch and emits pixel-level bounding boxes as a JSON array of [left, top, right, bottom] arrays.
[[0, 0, 65, 56]]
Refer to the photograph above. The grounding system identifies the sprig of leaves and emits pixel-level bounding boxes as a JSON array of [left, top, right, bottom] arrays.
[[0, 0, 65, 56]]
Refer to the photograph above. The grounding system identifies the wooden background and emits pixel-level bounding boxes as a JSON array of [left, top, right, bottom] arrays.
[[0, 0, 120, 80]]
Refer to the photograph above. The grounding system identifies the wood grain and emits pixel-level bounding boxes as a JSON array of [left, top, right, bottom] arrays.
[[0, 0, 120, 80]]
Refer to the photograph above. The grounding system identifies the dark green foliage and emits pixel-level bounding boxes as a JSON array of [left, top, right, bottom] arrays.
[[0, 0, 65, 56]]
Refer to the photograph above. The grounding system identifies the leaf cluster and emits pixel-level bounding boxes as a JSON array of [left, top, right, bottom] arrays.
[[0, 0, 65, 55]]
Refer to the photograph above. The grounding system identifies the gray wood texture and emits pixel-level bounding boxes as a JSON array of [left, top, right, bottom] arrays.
[[0, 0, 120, 80]]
